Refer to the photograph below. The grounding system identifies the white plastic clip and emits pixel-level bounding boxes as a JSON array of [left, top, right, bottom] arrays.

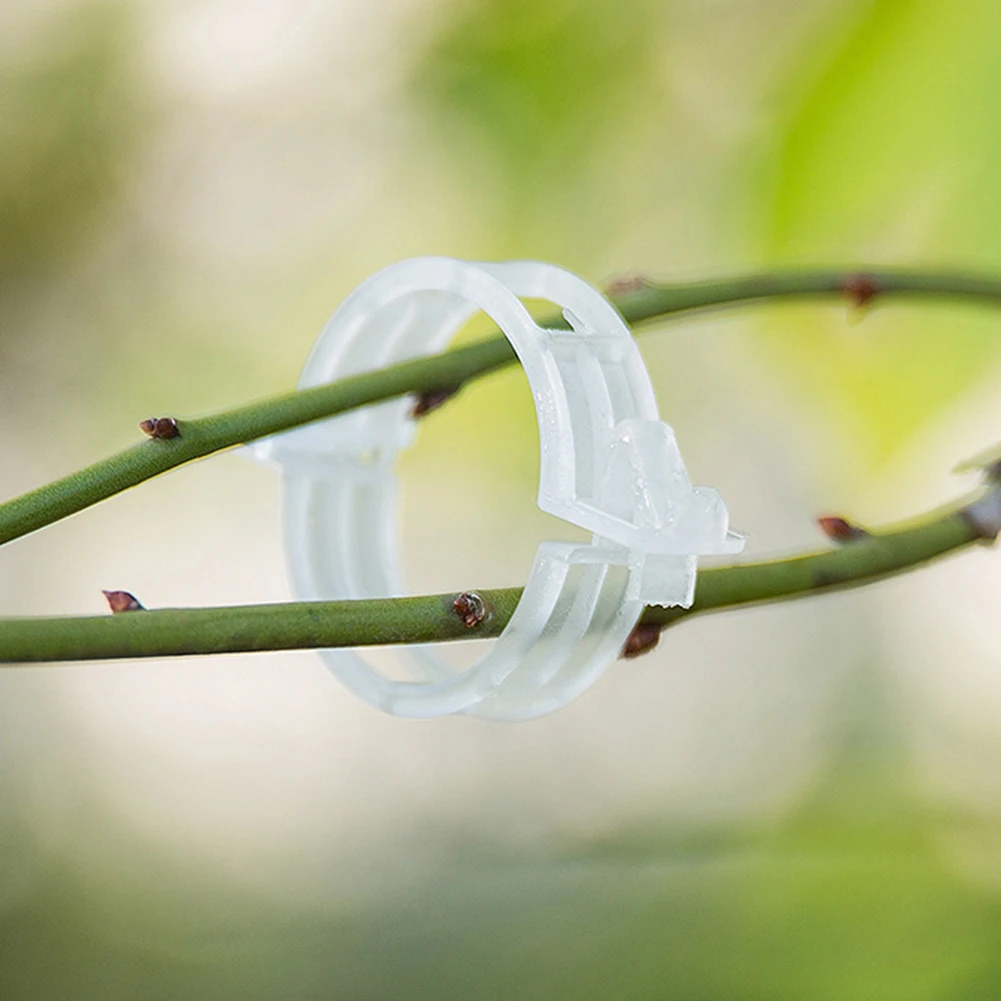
[[250, 258, 744, 720]]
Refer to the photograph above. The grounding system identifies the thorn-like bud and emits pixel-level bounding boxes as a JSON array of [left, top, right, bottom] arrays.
[[604, 274, 653, 297], [102, 590, 145, 613], [411, 385, 461, 419], [817, 515, 869, 543], [621, 621, 661, 659], [452, 591, 486, 628], [842, 273, 880, 320], [139, 417, 180, 440]]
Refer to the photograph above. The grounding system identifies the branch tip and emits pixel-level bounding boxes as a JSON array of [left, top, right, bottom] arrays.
[[102, 590, 145, 613]]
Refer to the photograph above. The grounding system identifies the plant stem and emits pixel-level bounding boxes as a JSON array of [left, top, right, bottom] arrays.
[[1, 487, 993, 664], [3, 269, 1001, 547]]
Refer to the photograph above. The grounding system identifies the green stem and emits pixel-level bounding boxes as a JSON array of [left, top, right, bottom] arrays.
[[3, 268, 1001, 546], [1, 488, 991, 663]]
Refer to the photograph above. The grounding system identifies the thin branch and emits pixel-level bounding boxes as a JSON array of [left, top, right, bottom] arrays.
[[2, 482, 996, 664], [4, 269, 1001, 547]]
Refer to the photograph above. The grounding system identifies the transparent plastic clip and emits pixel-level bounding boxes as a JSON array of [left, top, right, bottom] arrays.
[[250, 258, 744, 720]]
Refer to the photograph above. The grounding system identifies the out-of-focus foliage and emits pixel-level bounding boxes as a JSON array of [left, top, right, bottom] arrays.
[[0, 4, 145, 282], [5, 776, 1001, 1000], [757, 0, 1001, 462], [413, 0, 661, 242], [3, 0, 1001, 998]]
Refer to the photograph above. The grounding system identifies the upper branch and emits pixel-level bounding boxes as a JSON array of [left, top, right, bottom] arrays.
[[3, 269, 1001, 546]]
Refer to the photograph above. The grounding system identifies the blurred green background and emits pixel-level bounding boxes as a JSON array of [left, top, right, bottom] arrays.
[[3, 0, 1001, 997]]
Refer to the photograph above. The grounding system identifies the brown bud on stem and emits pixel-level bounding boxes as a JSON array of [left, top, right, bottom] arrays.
[[817, 515, 869, 543], [604, 274, 653, 297], [452, 591, 486, 628], [842, 273, 880, 320], [411, 386, 462, 419], [621, 621, 661, 659], [139, 417, 180, 440], [102, 590, 145, 613]]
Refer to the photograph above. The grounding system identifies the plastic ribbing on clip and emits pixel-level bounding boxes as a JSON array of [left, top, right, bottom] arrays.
[[250, 258, 744, 720]]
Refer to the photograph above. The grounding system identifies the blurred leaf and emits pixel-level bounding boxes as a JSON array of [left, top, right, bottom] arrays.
[[0, 4, 145, 284], [756, 0, 1001, 465], [410, 0, 663, 249], [6, 787, 1001, 1000]]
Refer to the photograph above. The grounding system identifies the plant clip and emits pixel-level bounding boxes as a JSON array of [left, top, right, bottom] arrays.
[[250, 259, 744, 719]]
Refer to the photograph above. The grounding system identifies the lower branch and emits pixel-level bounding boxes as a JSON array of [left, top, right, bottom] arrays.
[[1, 483, 995, 664]]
